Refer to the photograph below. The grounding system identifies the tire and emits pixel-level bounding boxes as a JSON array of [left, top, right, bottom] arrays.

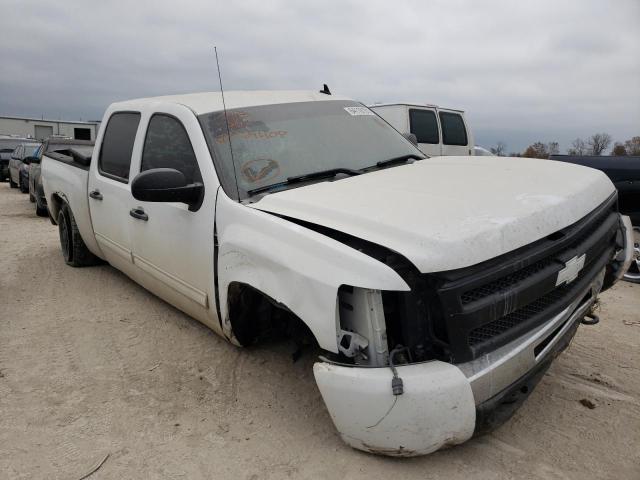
[[19, 173, 29, 193], [35, 197, 48, 217], [57, 202, 102, 267], [623, 227, 640, 284]]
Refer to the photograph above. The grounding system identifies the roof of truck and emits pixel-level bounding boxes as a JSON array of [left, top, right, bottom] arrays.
[[113, 90, 352, 115], [370, 102, 465, 113]]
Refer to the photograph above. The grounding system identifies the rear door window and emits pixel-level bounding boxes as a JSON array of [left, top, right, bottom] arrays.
[[98, 112, 141, 182], [439, 112, 468, 146], [141, 114, 202, 184], [409, 109, 439, 144]]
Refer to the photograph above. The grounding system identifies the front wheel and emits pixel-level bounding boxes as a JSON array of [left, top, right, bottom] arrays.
[[623, 227, 640, 284]]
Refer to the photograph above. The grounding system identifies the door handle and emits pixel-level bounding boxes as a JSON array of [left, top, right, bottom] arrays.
[[89, 190, 103, 200], [129, 207, 148, 221]]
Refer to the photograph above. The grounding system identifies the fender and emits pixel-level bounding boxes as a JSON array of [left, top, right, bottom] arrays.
[[215, 192, 410, 352]]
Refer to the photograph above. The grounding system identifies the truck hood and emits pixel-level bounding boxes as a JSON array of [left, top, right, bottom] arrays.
[[250, 156, 615, 272]]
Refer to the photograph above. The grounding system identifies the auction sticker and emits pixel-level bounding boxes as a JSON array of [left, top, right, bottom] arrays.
[[344, 106, 375, 116]]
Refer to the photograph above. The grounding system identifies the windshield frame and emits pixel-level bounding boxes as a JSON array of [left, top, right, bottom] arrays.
[[198, 100, 425, 201]]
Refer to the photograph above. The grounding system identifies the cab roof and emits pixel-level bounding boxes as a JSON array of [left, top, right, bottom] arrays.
[[111, 90, 352, 115]]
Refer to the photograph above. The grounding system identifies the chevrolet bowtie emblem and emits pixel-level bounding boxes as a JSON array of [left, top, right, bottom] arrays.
[[556, 254, 586, 286]]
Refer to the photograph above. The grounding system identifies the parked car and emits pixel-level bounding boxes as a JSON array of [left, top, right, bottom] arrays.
[[8, 142, 41, 192], [42, 91, 634, 456], [549, 154, 640, 283], [0, 135, 34, 182], [30, 138, 94, 216], [369, 103, 474, 157]]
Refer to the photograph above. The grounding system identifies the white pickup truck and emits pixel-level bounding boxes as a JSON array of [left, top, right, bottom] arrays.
[[42, 90, 634, 457]]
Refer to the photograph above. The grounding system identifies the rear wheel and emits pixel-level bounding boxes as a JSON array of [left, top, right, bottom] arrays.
[[35, 197, 48, 217], [623, 227, 640, 284], [19, 173, 29, 193], [57, 203, 102, 267]]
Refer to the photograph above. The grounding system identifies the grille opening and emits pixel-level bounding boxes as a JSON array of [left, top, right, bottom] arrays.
[[534, 320, 568, 357]]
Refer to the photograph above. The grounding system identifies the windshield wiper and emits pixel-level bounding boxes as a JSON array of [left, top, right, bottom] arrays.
[[247, 167, 361, 196], [374, 153, 425, 169]]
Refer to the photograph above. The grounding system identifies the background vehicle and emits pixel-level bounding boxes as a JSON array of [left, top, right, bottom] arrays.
[[8, 142, 40, 191], [369, 103, 474, 157], [0, 135, 33, 182], [42, 91, 633, 456], [30, 138, 94, 216], [474, 145, 495, 156], [550, 154, 640, 283]]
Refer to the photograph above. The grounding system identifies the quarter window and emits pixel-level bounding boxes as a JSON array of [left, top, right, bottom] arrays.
[[439, 112, 468, 146], [99, 112, 141, 181], [409, 109, 439, 144], [141, 114, 202, 184]]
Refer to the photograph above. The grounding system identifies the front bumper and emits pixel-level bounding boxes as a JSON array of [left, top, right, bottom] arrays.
[[314, 271, 605, 457]]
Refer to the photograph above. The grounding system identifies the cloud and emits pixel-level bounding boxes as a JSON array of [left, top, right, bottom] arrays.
[[1, 0, 638, 152]]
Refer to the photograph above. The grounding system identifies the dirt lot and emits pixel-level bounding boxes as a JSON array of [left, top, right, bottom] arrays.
[[0, 182, 639, 480]]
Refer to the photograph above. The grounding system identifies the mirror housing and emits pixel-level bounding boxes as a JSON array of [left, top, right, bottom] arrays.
[[23, 156, 40, 165], [131, 168, 203, 210], [402, 133, 419, 146]]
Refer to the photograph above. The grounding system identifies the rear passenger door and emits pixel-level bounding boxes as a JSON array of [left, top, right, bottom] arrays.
[[438, 110, 472, 156], [128, 108, 217, 329], [88, 111, 141, 275], [409, 108, 441, 157]]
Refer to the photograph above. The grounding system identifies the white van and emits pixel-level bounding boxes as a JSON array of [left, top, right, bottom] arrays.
[[369, 103, 474, 157]]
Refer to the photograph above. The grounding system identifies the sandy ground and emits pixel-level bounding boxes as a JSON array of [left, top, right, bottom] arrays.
[[0, 181, 639, 480]]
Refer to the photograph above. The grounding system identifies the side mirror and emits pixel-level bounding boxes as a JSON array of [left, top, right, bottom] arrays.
[[24, 156, 40, 165], [402, 133, 419, 146], [131, 168, 204, 209]]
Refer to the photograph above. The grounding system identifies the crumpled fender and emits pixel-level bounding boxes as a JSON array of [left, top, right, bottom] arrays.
[[215, 192, 410, 352]]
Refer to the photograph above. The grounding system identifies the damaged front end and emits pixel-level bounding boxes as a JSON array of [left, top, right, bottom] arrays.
[[314, 195, 632, 457]]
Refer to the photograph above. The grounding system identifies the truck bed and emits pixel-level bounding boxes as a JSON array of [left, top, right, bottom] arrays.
[[41, 150, 101, 256], [549, 155, 640, 224]]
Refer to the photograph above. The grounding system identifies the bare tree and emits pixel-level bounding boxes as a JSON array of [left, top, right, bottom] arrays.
[[490, 142, 506, 156], [522, 142, 549, 159], [567, 138, 588, 155], [587, 133, 612, 155], [547, 142, 559, 156], [611, 143, 627, 155]]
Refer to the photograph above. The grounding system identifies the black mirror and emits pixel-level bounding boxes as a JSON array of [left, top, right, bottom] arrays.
[[402, 133, 419, 146], [24, 156, 40, 165], [131, 168, 203, 208]]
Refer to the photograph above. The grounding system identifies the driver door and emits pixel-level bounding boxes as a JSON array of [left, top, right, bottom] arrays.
[[128, 107, 218, 330]]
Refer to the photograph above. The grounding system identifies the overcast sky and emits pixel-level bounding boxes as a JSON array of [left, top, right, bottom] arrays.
[[1, 0, 639, 153]]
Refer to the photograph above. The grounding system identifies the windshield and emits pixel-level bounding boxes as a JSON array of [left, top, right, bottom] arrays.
[[198, 100, 422, 199], [21, 144, 40, 158]]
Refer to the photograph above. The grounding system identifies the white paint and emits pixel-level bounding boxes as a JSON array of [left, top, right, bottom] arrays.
[[253, 156, 616, 272], [314, 361, 476, 456]]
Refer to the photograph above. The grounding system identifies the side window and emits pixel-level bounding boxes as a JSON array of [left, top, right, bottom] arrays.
[[439, 112, 468, 146], [99, 112, 141, 182], [409, 109, 439, 144], [141, 114, 202, 184]]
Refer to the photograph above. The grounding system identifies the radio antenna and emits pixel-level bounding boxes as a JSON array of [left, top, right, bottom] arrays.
[[214, 46, 241, 201]]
